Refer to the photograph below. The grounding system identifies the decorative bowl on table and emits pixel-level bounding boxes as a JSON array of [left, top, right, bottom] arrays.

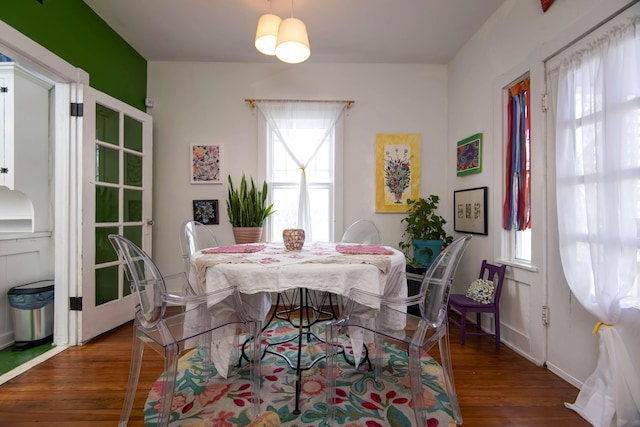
[[283, 229, 305, 251]]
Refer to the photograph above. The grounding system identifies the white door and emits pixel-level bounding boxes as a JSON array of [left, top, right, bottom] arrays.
[[79, 86, 153, 343]]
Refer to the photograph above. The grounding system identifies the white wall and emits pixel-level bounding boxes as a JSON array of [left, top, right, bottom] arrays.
[[447, 0, 638, 387], [147, 62, 449, 276]]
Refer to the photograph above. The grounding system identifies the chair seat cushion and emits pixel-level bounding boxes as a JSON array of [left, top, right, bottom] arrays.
[[465, 278, 495, 304]]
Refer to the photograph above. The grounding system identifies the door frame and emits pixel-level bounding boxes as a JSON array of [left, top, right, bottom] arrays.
[[0, 20, 89, 346]]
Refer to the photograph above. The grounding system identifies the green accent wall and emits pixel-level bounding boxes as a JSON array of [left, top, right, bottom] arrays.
[[0, 0, 147, 111]]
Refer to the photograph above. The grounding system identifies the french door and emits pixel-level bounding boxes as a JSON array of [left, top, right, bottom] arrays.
[[79, 86, 153, 343]]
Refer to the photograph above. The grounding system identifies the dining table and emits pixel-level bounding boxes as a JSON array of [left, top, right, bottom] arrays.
[[188, 240, 407, 412]]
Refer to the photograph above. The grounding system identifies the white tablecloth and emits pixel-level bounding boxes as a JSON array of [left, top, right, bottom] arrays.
[[189, 241, 407, 370]]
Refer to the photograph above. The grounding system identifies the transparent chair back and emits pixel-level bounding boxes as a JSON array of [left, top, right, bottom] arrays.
[[341, 219, 382, 245]]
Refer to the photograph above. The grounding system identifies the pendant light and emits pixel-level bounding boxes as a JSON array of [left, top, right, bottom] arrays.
[[275, 1, 310, 64], [255, 1, 281, 56]]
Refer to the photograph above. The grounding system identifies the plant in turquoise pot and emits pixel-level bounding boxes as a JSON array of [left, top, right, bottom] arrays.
[[398, 195, 453, 267]]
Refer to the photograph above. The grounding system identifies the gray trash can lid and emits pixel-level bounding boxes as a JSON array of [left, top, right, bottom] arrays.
[[8, 280, 54, 295]]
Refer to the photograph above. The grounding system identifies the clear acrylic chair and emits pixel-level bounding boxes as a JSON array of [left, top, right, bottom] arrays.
[[183, 220, 272, 322], [336, 219, 384, 313], [182, 220, 219, 276], [108, 234, 262, 427], [326, 234, 472, 426], [341, 219, 383, 245]]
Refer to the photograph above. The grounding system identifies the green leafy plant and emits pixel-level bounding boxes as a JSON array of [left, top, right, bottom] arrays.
[[399, 195, 453, 264], [226, 174, 275, 227]]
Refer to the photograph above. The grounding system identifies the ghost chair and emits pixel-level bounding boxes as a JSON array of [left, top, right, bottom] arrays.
[[181, 220, 219, 277], [108, 234, 261, 427], [184, 220, 272, 323], [335, 219, 384, 313], [326, 234, 472, 426], [448, 260, 507, 347], [341, 219, 383, 245]]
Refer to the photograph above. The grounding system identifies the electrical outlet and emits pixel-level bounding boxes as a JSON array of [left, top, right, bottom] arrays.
[[541, 305, 549, 327]]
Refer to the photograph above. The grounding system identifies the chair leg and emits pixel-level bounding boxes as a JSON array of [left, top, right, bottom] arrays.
[[439, 329, 463, 425], [325, 321, 341, 426], [408, 342, 429, 427], [494, 312, 501, 347], [248, 320, 262, 419], [119, 333, 144, 427], [373, 332, 384, 382], [476, 312, 482, 332], [156, 345, 180, 427], [459, 309, 467, 345]]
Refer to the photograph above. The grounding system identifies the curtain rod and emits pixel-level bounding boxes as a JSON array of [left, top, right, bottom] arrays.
[[244, 99, 355, 109]]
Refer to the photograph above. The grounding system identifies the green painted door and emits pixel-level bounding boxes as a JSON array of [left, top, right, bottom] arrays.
[[80, 86, 152, 343]]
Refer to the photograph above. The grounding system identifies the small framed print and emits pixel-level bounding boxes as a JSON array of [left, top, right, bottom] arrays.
[[454, 186, 488, 235], [456, 133, 482, 176], [193, 200, 219, 225], [191, 144, 222, 184]]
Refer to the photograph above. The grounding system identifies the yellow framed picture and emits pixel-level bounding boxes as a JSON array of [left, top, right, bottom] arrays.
[[375, 134, 421, 213]]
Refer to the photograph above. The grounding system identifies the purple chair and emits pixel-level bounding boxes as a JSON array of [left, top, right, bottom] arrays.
[[448, 260, 507, 347]]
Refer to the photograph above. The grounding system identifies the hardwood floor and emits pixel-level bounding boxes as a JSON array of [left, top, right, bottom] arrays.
[[0, 315, 590, 427]]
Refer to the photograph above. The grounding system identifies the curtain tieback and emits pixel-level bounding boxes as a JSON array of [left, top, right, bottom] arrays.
[[592, 321, 613, 335]]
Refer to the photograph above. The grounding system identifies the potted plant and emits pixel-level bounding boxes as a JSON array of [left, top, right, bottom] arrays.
[[398, 194, 453, 267], [226, 173, 275, 243]]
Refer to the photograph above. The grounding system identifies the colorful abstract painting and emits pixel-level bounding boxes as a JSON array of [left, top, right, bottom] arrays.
[[193, 199, 219, 224], [375, 134, 421, 213], [191, 144, 222, 184], [456, 133, 482, 176]]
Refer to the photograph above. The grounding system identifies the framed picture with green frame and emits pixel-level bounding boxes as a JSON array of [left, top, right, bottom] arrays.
[[456, 133, 482, 176]]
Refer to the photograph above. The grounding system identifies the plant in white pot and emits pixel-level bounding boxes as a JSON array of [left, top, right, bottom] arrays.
[[398, 195, 453, 267], [226, 174, 275, 244]]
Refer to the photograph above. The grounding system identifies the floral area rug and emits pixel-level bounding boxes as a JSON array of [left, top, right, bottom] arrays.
[[144, 320, 455, 426]]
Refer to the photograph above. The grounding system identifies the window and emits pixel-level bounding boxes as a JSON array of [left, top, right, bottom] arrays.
[[256, 101, 346, 243], [504, 75, 532, 262], [266, 122, 336, 242]]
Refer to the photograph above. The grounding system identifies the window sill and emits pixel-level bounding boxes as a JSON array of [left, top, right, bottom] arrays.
[[496, 258, 539, 273]]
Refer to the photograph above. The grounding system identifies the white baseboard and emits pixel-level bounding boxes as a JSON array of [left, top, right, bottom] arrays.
[[545, 361, 583, 389]]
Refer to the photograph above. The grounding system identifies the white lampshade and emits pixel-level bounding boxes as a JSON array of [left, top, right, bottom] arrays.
[[275, 17, 310, 64], [255, 13, 282, 56]]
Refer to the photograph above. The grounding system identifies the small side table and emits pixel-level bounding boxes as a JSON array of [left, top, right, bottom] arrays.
[[406, 264, 427, 315]]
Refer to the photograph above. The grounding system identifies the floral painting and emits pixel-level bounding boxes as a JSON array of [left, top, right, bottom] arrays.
[[193, 200, 219, 225], [191, 144, 223, 184], [375, 134, 421, 213]]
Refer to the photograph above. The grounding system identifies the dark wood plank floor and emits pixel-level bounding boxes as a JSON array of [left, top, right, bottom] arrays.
[[0, 314, 590, 427]]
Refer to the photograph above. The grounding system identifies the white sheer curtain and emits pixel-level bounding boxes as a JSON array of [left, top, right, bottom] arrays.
[[255, 101, 346, 241], [548, 17, 640, 427]]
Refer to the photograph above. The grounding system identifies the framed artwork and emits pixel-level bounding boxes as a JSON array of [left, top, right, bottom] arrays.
[[456, 133, 482, 176], [375, 134, 421, 213], [193, 199, 219, 225], [191, 144, 222, 184], [454, 186, 488, 235]]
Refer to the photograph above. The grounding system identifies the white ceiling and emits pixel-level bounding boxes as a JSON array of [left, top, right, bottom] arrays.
[[82, 0, 506, 64]]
